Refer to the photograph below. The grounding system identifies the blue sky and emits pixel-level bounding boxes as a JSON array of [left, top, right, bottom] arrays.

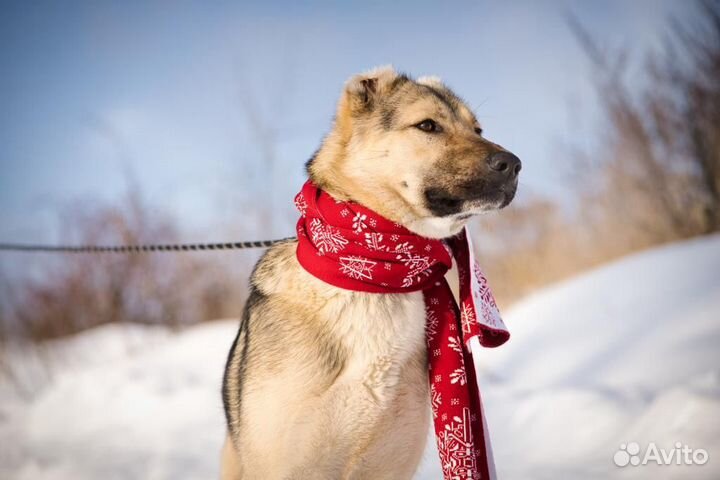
[[0, 0, 693, 244]]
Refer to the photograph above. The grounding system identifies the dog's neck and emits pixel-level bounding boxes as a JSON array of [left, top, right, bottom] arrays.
[[306, 130, 396, 216], [306, 146, 356, 204]]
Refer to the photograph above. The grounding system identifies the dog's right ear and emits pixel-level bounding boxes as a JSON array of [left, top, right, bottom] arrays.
[[340, 65, 400, 115]]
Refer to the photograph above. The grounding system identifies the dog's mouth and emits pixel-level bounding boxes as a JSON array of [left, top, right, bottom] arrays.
[[424, 183, 516, 217]]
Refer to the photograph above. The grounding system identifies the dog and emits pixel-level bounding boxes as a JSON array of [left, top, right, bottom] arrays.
[[221, 66, 520, 479]]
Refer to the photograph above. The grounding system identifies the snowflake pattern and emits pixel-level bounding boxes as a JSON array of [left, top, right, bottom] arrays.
[[473, 263, 498, 310], [338, 256, 376, 280], [449, 367, 467, 386], [431, 383, 442, 418], [460, 303, 476, 335], [364, 232, 389, 252], [448, 336, 463, 354], [425, 308, 439, 343], [352, 213, 368, 233], [294, 193, 308, 217], [309, 218, 348, 255], [395, 242, 432, 288], [470, 261, 506, 331]]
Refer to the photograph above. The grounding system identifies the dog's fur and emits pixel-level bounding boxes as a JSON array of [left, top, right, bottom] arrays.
[[221, 66, 520, 479]]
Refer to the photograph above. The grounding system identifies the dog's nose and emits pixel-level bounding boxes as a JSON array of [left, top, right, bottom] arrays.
[[487, 151, 522, 178]]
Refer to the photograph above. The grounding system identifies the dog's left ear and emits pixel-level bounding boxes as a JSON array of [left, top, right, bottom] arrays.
[[341, 65, 400, 114]]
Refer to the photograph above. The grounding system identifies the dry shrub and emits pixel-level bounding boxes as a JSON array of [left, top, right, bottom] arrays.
[[1, 188, 250, 342], [476, 1, 720, 307], [471, 198, 563, 306], [3, 3, 716, 338], [571, 0, 720, 243]]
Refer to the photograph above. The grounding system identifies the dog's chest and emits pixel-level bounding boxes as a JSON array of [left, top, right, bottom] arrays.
[[331, 290, 427, 398]]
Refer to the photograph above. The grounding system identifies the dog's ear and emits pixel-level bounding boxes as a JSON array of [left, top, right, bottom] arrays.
[[332, 66, 405, 144], [341, 65, 399, 114]]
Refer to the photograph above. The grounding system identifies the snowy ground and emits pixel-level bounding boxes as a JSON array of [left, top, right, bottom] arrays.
[[1, 235, 719, 479]]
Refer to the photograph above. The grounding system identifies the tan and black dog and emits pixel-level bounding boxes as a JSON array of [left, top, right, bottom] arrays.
[[221, 66, 520, 479]]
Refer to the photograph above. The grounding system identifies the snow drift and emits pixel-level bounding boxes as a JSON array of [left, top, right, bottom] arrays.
[[1, 235, 718, 479]]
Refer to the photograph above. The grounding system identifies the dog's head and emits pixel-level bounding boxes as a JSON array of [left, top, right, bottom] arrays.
[[308, 66, 521, 238]]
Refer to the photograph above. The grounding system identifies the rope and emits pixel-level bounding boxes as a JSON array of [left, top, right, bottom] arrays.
[[0, 237, 295, 254]]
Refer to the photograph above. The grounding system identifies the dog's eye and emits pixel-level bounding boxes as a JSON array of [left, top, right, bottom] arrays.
[[415, 119, 442, 133], [474, 127, 483, 136]]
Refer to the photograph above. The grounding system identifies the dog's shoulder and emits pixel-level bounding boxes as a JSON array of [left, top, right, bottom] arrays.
[[251, 239, 338, 304], [250, 239, 298, 290]]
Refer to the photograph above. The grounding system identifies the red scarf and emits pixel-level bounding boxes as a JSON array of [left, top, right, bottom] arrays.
[[294, 181, 510, 480]]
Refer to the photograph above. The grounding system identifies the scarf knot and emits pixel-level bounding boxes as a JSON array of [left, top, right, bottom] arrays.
[[295, 181, 509, 480]]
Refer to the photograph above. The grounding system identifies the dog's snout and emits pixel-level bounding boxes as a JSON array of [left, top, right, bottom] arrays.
[[487, 151, 522, 178]]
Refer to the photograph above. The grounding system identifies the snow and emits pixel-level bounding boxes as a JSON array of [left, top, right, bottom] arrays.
[[466, 234, 720, 480], [2, 235, 719, 479]]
